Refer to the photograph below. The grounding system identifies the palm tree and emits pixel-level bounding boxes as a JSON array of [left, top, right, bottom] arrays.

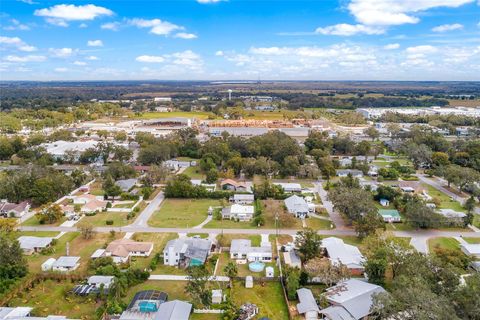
[[223, 262, 238, 286]]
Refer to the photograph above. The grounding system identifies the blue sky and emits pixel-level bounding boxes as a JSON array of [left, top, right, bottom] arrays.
[[1, 0, 479, 80]]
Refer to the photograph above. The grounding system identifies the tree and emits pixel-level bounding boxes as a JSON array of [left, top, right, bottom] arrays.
[[354, 211, 385, 239], [79, 222, 95, 240], [404, 143, 432, 169], [433, 246, 472, 270], [103, 175, 122, 199], [364, 248, 388, 286], [0, 218, 17, 233], [185, 265, 211, 307], [0, 235, 28, 294], [431, 152, 450, 167], [404, 198, 443, 229], [284, 266, 301, 300], [36, 203, 64, 224], [451, 273, 480, 320], [205, 168, 219, 184], [364, 126, 380, 141], [295, 228, 322, 262], [303, 257, 349, 287], [141, 165, 169, 186], [223, 261, 238, 286], [329, 186, 377, 223]]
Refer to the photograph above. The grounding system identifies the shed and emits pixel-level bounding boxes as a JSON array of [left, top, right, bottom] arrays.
[[212, 289, 223, 304], [41, 258, 56, 271], [379, 198, 389, 207], [265, 266, 274, 278], [296, 288, 320, 320], [245, 276, 253, 288]]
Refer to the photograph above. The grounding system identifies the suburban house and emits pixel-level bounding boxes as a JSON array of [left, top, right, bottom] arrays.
[[0, 307, 71, 320], [378, 209, 401, 223], [230, 194, 255, 205], [0, 200, 30, 218], [88, 275, 115, 289], [18, 236, 53, 255], [273, 182, 302, 193], [51, 256, 81, 272], [320, 279, 386, 320], [120, 289, 192, 320], [230, 239, 272, 262], [321, 237, 365, 275], [222, 204, 255, 221], [297, 288, 320, 320], [221, 179, 251, 192], [397, 181, 424, 194], [284, 249, 302, 269], [335, 169, 363, 178], [163, 237, 213, 268], [191, 179, 216, 191], [460, 243, 480, 259], [72, 194, 108, 213], [284, 195, 311, 218], [437, 209, 467, 223], [115, 178, 138, 192], [94, 239, 154, 264]]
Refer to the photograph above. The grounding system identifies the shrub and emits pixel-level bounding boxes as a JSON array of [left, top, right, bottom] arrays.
[[106, 220, 114, 225]]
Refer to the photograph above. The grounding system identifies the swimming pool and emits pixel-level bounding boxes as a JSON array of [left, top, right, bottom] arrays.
[[249, 261, 266, 272]]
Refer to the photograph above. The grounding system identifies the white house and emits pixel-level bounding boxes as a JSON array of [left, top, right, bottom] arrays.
[[0, 307, 71, 320], [460, 244, 480, 259], [320, 279, 386, 320], [297, 288, 320, 320], [88, 275, 115, 289], [321, 237, 365, 275], [52, 256, 81, 272], [221, 204, 255, 221], [0, 200, 30, 218], [163, 237, 213, 267], [273, 182, 302, 193], [102, 239, 154, 264], [284, 195, 310, 218], [336, 169, 363, 178], [230, 194, 255, 205], [230, 239, 272, 262], [18, 236, 53, 255]]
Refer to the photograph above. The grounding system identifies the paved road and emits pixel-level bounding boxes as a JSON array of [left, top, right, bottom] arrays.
[[130, 191, 164, 227], [314, 181, 347, 229]]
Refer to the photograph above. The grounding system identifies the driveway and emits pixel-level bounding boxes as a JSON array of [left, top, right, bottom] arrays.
[[314, 181, 347, 230], [130, 191, 164, 227]]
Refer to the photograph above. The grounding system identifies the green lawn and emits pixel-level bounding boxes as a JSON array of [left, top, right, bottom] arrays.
[[81, 212, 129, 227], [148, 198, 221, 228], [112, 202, 135, 208], [182, 166, 206, 180], [422, 184, 466, 212], [7, 279, 101, 320], [306, 217, 334, 230], [463, 237, 480, 244], [231, 280, 289, 320], [22, 215, 66, 227], [428, 237, 461, 252], [16, 231, 60, 237], [131, 111, 215, 120], [217, 234, 261, 247]]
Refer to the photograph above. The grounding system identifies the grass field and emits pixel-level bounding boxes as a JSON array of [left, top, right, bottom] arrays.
[[422, 184, 466, 212], [428, 237, 461, 252], [217, 234, 261, 247], [81, 212, 129, 227], [22, 215, 66, 227], [463, 237, 480, 244], [8, 279, 101, 319], [148, 198, 221, 228], [182, 166, 206, 180]]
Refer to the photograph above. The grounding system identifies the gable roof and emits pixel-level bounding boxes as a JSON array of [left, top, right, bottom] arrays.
[[18, 236, 53, 250], [154, 300, 192, 320], [164, 237, 212, 263], [106, 239, 153, 258], [115, 178, 138, 191], [323, 279, 386, 320], [284, 195, 309, 214], [322, 237, 365, 269], [53, 256, 80, 268], [296, 288, 320, 314], [0, 201, 29, 214]]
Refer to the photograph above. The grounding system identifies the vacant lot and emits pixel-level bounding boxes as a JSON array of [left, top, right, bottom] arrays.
[[81, 212, 129, 227], [182, 166, 205, 180], [148, 198, 221, 228]]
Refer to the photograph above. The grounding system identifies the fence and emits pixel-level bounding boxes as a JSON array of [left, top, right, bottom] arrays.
[[193, 309, 224, 314]]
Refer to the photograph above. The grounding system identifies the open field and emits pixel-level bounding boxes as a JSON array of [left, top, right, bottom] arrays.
[[8, 279, 100, 320], [22, 216, 66, 227], [428, 237, 461, 252], [81, 212, 129, 227], [148, 198, 221, 228], [182, 166, 206, 180]]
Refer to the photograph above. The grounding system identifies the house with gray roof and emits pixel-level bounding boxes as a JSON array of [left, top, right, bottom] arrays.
[[321, 237, 365, 275], [18, 236, 53, 255], [52, 256, 81, 272], [335, 169, 363, 178], [115, 178, 138, 192], [320, 279, 386, 320], [0, 307, 71, 319], [154, 300, 192, 320], [230, 194, 255, 205], [88, 275, 115, 289], [297, 288, 320, 320], [230, 239, 272, 262], [284, 195, 310, 218], [163, 237, 213, 268]]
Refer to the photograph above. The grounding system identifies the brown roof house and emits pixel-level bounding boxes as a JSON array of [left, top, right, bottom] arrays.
[[220, 179, 248, 192], [0, 200, 30, 218], [93, 239, 154, 264]]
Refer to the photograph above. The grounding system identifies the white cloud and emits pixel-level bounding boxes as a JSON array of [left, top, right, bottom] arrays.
[[215, 50, 224, 56], [101, 22, 120, 31], [174, 32, 198, 39], [85, 55, 99, 60], [73, 61, 87, 66], [347, 0, 474, 26], [18, 0, 38, 4], [406, 45, 438, 54], [4, 55, 46, 62], [3, 19, 30, 31], [432, 23, 464, 32], [128, 18, 182, 35], [0, 36, 37, 52], [384, 43, 400, 50], [79, 23, 88, 28], [136, 55, 165, 63], [54, 67, 68, 72], [49, 47, 74, 58], [87, 40, 103, 47], [171, 50, 203, 67], [34, 4, 113, 26], [315, 23, 385, 36]]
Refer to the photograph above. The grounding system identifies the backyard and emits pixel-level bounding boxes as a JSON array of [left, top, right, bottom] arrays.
[[148, 198, 222, 228]]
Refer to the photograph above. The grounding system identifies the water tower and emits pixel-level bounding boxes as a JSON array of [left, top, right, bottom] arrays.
[[228, 89, 232, 101]]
